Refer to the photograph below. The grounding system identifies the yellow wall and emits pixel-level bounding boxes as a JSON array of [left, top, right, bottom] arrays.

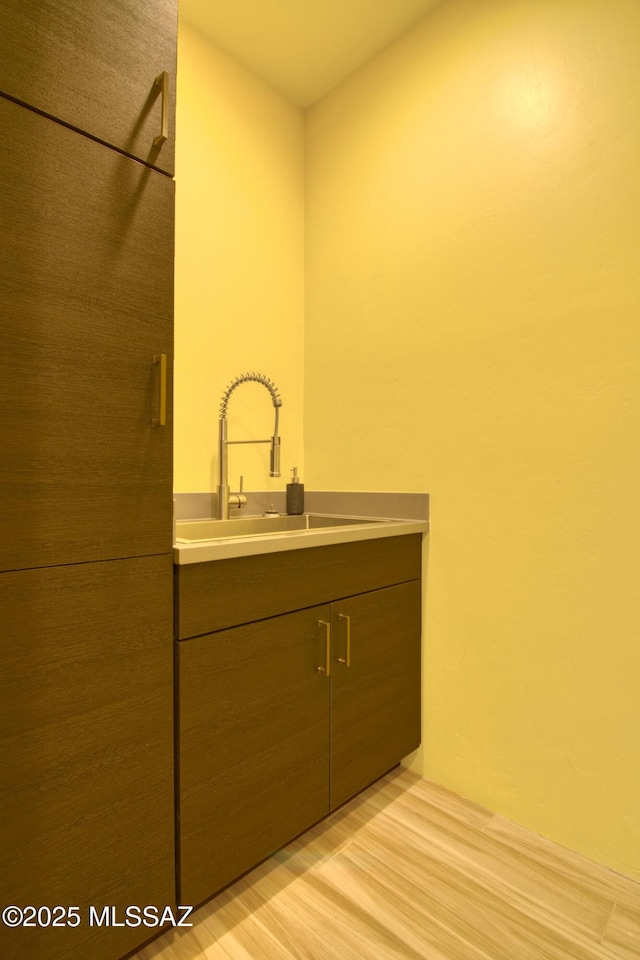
[[174, 18, 305, 494], [305, 0, 640, 880]]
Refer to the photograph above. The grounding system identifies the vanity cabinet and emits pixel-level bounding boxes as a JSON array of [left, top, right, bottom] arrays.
[[0, 0, 177, 174], [176, 535, 421, 906]]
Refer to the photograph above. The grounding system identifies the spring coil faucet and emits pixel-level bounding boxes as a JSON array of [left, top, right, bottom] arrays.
[[217, 372, 282, 520]]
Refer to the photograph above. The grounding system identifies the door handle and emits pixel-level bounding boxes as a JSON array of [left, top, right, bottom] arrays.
[[337, 613, 351, 667], [317, 620, 331, 678], [152, 353, 167, 427], [154, 71, 169, 147]]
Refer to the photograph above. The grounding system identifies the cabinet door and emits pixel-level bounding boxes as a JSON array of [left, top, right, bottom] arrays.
[[178, 607, 331, 907], [0, 0, 177, 174], [0, 95, 173, 572], [0, 556, 174, 960], [330, 580, 422, 810]]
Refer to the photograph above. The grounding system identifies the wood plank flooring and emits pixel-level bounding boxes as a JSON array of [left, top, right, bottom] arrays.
[[130, 768, 640, 960]]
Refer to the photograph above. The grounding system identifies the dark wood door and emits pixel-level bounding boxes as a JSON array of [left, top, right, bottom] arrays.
[[0, 95, 174, 572], [0, 556, 175, 960], [330, 580, 422, 809], [0, 0, 177, 174], [178, 607, 332, 906]]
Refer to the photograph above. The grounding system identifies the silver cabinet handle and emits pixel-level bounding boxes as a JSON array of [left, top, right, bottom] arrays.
[[152, 354, 167, 427], [337, 613, 351, 666], [154, 71, 169, 146]]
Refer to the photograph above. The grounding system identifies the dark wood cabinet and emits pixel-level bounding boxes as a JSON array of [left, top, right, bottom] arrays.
[[0, 3, 177, 957], [175, 536, 422, 906], [0, 556, 175, 960], [0, 95, 174, 572], [0, 0, 177, 174], [178, 607, 332, 906], [330, 581, 422, 809]]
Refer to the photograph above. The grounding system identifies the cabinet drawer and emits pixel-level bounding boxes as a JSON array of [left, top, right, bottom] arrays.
[[175, 534, 422, 639]]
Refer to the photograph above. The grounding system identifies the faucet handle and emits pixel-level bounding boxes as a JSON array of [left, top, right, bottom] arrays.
[[229, 475, 247, 510]]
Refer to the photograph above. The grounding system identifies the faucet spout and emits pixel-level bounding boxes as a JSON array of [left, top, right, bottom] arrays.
[[216, 372, 282, 520]]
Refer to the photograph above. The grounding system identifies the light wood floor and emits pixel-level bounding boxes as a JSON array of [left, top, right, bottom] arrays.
[[131, 767, 640, 960]]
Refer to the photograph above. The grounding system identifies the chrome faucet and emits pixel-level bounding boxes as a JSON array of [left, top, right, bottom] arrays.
[[216, 372, 282, 520]]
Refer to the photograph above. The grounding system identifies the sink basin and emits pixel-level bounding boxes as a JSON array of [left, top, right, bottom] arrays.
[[175, 513, 388, 543]]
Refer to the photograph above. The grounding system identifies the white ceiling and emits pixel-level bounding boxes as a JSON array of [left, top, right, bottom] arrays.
[[179, 0, 445, 106]]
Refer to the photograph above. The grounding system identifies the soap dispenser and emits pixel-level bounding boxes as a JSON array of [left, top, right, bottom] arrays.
[[286, 467, 304, 515]]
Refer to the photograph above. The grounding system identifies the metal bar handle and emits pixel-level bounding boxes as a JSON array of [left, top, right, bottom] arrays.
[[317, 620, 331, 678], [337, 613, 351, 666], [152, 353, 167, 427], [154, 71, 169, 146], [226, 439, 272, 445]]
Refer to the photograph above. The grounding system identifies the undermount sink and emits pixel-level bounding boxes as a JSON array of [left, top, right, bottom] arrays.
[[175, 513, 388, 543]]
